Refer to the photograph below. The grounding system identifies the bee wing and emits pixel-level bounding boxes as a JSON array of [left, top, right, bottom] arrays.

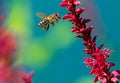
[[36, 12, 48, 19]]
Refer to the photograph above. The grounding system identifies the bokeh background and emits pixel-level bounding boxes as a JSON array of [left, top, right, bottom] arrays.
[[0, 0, 120, 83]]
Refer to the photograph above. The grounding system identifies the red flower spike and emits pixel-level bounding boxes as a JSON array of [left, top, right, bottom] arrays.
[[60, 0, 120, 82], [98, 44, 104, 50], [92, 42, 96, 48], [101, 77, 107, 83], [79, 28, 85, 32], [78, 16, 82, 21], [83, 41, 88, 46], [92, 35, 97, 43], [66, 6, 74, 12], [76, 35, 84, 39], [60, 0, 72, 8], [20, 71, 34, 83], [110, 70, 120, 83], [94, 76, 99, 83], [111, 77, 118, 83], [71, 27, 81, 34], [109, 62, 115, 67], [81, 26, 94, 34], [84, 57, 94, 67], [73, 1, 80, 6], [71, 26, 79, 32], [76, 8, 85, 14], [69, 16, 76, 21], [82, 19, 91, 25], [63, 14, 73, 19], [60, 3, 68, 7], [112, 70, 120, 77]]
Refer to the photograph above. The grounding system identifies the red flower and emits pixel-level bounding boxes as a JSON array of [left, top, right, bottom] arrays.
[[0, 27, 16, 57], [110, 70, 120, 83], [0, 27, 22, 83], [60, 0, 120, 82], [20, 71, 34, 83], [0, 15, 4, 22]]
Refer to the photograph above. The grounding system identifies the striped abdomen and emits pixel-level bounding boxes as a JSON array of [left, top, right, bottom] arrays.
[[38, 19, 50, 31]]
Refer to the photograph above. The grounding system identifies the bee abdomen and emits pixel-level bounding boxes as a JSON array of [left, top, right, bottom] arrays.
[[38, 19, 49, 28]]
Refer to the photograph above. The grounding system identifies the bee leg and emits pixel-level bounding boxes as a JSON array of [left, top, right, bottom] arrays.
[[44, 24, 49, 31], [46, 24, 49, 31], [51, 22, 54, 26], [58, 16, 60, 19], [56, 19, 59, 23]]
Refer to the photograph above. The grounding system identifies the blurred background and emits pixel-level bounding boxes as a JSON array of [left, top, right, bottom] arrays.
[[0, 0, 120, 83]]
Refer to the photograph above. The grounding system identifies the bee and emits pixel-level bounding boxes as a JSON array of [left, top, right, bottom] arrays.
[[36, 12, 60, 31]]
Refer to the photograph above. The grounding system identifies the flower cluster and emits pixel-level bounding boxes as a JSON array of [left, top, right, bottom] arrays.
[[20, 71, 34, 83], [0, 27, 16, 57], [0, 27, 17, 82], [0, 27, 34, 83], [60, 0, 120, 82]]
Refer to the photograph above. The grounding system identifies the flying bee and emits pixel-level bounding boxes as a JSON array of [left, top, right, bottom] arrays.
[[36, 12, 60, 31]]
